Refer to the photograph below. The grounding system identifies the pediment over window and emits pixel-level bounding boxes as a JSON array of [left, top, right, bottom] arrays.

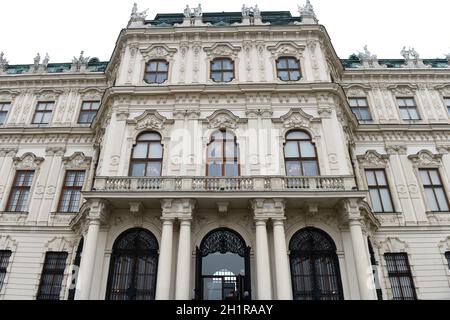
[[278, 108, 318, 129], [267, 41, 305, 59], [203, 43, 241, 58], [79, 87, 104, 100], [356, 150, 390, 167], [127, 110, 173, 133], [435, 84, 450, 95], [0, 89, 20, 100], [375, 237, 408, 253], [140, 44, 177, 60], [34, 88, 64, 100], [13, 152, 44, 169], [45, 237, 75, 252], [408, 150, 442, 167], [62, 152, 92, 170], [0, 235, 17, 251], [387, 84, 418, 96], [438, 236, 450, 251], [343, 84, 371, 97], [206, 109, 241, 129]]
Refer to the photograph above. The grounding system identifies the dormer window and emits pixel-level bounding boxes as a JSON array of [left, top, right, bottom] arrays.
[[210, 58, 235, 83], [276, 56, 301, 81], [144, 60, 169, 84]]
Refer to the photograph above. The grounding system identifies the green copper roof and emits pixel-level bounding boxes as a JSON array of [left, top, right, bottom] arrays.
[[4, 59, 108, 75], [148, 11, 301, 26], [341, 54, 449, 69]]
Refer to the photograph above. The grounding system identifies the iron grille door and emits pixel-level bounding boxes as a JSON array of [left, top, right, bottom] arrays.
[[37, 252, 68, 300], [384, 253, 417, 300]]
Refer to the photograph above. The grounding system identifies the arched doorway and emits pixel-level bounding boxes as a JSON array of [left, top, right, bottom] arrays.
[[289, 227, 344, 300], [106, 228, 159, 300], [195, 228, 251, 300]]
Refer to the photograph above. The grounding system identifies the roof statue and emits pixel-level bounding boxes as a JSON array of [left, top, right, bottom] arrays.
[[71, 51, 90, 72], [358, 45, 377, 60], [400, 47, 428, 68], [356, 45, 383, 68], [297, 0, 318, 24], [184, 5, 192, 18], [42, 53, 50, 69], [131, 2, 148, 20], [400, 46, 410, 61], [0, 52, 8, 72], [33, 53, 41, 71], [241, 4, 261, 18]]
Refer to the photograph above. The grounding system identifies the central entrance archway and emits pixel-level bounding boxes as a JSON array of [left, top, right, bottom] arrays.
[[195, 228, 251, 300]]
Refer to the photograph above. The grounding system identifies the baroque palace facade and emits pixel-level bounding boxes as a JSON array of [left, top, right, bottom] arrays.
[[0, 2, 450, 300]]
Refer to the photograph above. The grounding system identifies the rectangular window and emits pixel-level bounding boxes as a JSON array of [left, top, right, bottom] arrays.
[[0, 250, 12, 291], [396, 97, 420, 121], [58, 171, 85, 213], [348, 98, 372, 122], [0, 102, 11, 125], [419, 168, 449, 212], [365, 169, 394, 213], [32, 101, 54, 124], [445, 252, 450, 269], [6, 171, 34, 212], [78, 101, 100, 124], [384, 253, 417, 300], [445, 98, 450, 115], [37, 252, 68, 300]]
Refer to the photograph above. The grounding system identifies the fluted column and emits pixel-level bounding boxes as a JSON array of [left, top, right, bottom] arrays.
[[75, 200, 107, 300], [272, 218, 293, 300], [155, 218, 174, 300], [175, 219, 192, 300], [255, 219, 272, 300]]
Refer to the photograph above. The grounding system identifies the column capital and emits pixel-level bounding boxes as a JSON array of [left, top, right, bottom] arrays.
[[337, 198, 363, 223], [161, 198, 196, 219], [87, 199, 110, 224], [251, 198, 286, 220]]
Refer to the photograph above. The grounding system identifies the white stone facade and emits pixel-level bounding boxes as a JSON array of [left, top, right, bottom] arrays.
[[0, 4, 450, 300]]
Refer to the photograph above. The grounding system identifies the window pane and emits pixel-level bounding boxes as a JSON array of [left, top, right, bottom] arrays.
[[146, 162, 161, 176], [158, 62, 168, 71], [211, 60, 222, 70], [208, 142, 222, 158], [208, 163, 222, 177], [400, 108, 410, 120], [74, 172, 85, 187], [358, 98, 368, 106], [277, 58, 288, 68], [138, 133, 161, 141], [419, 170, 431, 185], [225, 142, 236, 158], [425, 188, 439, 211], [145, 74, 157, 83], [397, 98, 406, 107], [369, 189, 383, 212], [288, 58, 299, 69], [223, 72, 233, 82], [428, 170, 441, 185], [365, 171, 376, 186], [224, 163, 238, 176], [299, 141, 316, 157], [78, 112, 90, 123], [406, 99, 415, 107], [147, 62, 157, 71], [42, 112, 52, 124], [284, 141, 299, 158], [359, 108, 372, 120], [302, 161, 318, 176], [222, 59, 233, 70], [156, 73, 167, 84], [33, 112, 43, 124], [287, 131, 310, 140], [133, 143, 148, 158], [278, 71, 289, 81], [348, 99, 358, 107], [375, 170, 387, 186], [149, 143, 163, 158], [408, 107, 420, 120], [286, 161, 301, 176], [289, 70, 300, 80], [379, 189, 393, 212], [211, 72, 222, 82], [130, 163, 146, 176], [0, 112, 6, 124], [434, 188, 449, 211]]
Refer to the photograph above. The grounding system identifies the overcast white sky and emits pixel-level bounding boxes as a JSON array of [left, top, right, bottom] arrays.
[[0, 0, 448, 64]]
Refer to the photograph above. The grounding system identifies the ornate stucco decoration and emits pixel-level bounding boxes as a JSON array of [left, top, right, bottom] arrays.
[[356, 150, 390, 167], [277, 108, 320, 130], [62, 152, 92, 170], [375, 237, 408, 253], [387, 83, 418, 96], [0, 89, 20, 101], [267, 41, 305, 60], [408, 150, 443, 168], [0, 148, 18, 157], [385, 144, 407, 155], [78, 87, 104, 101], [44, 237, 75, 253], [206, 109, 241, 130], [0, 235, 17, 251], [140, 44, 177, 61], [435, 84, 450, 96], [343, 84, 372, 97], [439, 236, 450, 251], [203, 43, 241, 59], [13, 153, 44, 170], [35, 88, 63, 101], [127, 110, 173, 136]]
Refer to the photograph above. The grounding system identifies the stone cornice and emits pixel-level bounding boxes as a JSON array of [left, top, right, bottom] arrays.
[[0, 126, 94, 135]]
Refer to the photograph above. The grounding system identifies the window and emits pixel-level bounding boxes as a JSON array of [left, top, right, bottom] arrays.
[[419, 168, 449, 212], [444, 98, 450, 114], [130, 132, 163, 177], [206, 130, 239, 177], [396, 97, 420, 120], [6, 171, 34, 212], [384, 253, 416, 300], [0, 250, 12, 291], [284, 130, 319, 176], [32, 102, 54, 124], [0, 102, 11, 125], [276, 56, 301, 81], [144, 60, 168, 84], [37, 252, 68, 300], [78, 101, 100, 124], [210, 58, 234, 83], [445, 252, 450, 269], [348, 98, 372, 122], [365, 169, 394, 213], [58, 171, 85, 213]]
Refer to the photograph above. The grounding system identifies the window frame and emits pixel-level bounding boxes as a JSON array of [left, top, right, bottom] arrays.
[[384, 253, 417, 300], [77, 101, 100, 124], [0, 102, 11, 125], [36, 251, 68, 300], [283, 130, 320, 177], [0, 250, 12, 292], [57, 170, 86, 213], [129, 132, 164, 177], [396, 97, 421, 121], [348, 97, 373, 122], [418, 168, 450, 212], [275, 56, 302, 82], [206, 129, 240, 177], [210, 58, 235, 83], [32, 101, 54, 125], [6, 170, 35, 212], [144, 59, 169, 84], [365, 169, 395, 213]]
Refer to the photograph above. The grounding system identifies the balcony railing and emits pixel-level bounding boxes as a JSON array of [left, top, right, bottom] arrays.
[[93, 176, 356, 192]]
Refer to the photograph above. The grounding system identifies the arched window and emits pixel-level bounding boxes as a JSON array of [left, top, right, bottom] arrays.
[[284, 130, 319, 176], [210, 58, 235, 83], [289, 227, 344, 300], [106, 228, 159, 300], [195, 228, 251, 300], [207, 129, 239, 177], [130, 132, 163, 177], [144, 60, 169, 84], [276, 56, 301, 81]]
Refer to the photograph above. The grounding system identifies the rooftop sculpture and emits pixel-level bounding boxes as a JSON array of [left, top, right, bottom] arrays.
[[296, 0, 318, 24]]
